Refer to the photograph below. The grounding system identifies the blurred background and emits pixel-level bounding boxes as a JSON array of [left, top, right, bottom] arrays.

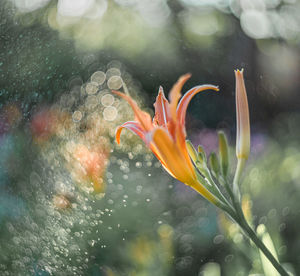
[[0, 0, 300, 275]]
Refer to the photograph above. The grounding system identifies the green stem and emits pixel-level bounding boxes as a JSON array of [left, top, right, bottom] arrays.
[[223, 177, 289, 275], [233, 158, 246, 200], [222, 177, 236, 205], [194, 160, 289, 275], [237, 216, 289, 276], [195, 168, 230, 209], [205, 171, 230, 206]]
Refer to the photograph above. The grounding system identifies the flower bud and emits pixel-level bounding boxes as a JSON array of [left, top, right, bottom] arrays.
[[209, 152, 219, 177], [235, 69, 250, 160], [197, 145, 207, 164], [186, 140, 197, 164], [218, 131, 229, 177]]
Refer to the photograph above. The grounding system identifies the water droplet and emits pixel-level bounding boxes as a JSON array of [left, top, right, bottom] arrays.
[[107, 76, 123, 90], [86, 82, 99, 95], [107, 199, 114, 204], [72, 110, 83, 122], [107, 60, 122, 69], [100, 94, 114, 107], [91, 71, 106, 85], [233, 233, 243, 243], [213, 234, 224, 244], [259, 216, 267, 224], [282, 206, 290, 216], [103, 106, 117, 121], [117, 184, 123, 190], [135, 162, 142, 168], [88, 240, 96, 246], [278, 245, 287, 255], [85, 95, 98, 109], [53, 195, 70, 209], [106, 68, 121, 79], [136, 185, 142, 194], [225, 254, 234, 263], [268, 208, 277, 219], [154, 162, 161, 168], [279, 223, 286, 232]]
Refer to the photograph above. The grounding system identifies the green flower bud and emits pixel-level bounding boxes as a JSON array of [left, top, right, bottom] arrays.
[[218, 131, 229, 177], [197, 145, 207, 164], [186, 140, 197, 164], [209, 152, 219, 177]]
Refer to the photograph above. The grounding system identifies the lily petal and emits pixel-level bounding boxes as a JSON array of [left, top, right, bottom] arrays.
[[116, 121, 146, 144], [151, 128, 196, 185], [112, 90, 153, 131], [177, 84, 219, 129], [153, 86, 171, 127], [152, 128, 216, 203], [175, 126, 195, 172], [169, 73, 191, 122], [149, 143, 177, 179]]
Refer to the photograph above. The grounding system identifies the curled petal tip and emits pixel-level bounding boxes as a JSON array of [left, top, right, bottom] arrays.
[[174, 74, 192, 87], [115, 126, 122, 144], [181, 73, 192, 80], [158, 86, 165, 96], [113, 90, 153, 131], [176, 83, 220, 128], [213, 85, 219, 91]]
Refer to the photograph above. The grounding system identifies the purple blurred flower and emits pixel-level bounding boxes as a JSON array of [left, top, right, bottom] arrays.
[[191, 128, 218, 156]]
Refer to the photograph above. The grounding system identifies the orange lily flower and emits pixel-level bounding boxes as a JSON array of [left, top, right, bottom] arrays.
[[113, 74, 219, 204]]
